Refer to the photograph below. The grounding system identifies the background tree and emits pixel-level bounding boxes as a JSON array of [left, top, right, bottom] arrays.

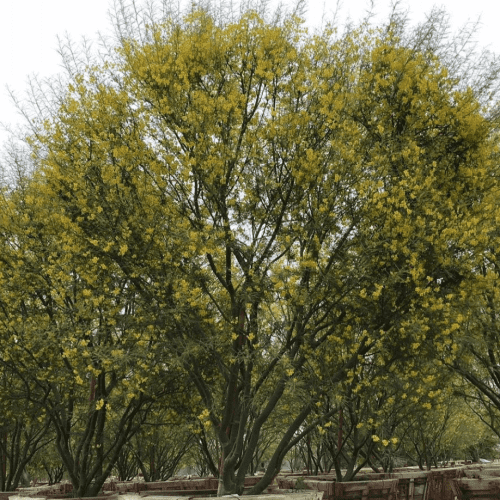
[[0, 367, 53, 491], [28, 439, 66, 486], [448, 243, 500, 439], [397, 390, 498, 467], [188, 426, 221, 478], [114, 444, 138, 482], [130, 410, 194, 482], [0, 172, 188, 496]]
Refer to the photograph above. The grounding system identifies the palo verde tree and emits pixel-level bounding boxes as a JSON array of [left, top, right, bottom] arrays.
[[28, 439, 66, 486], [3, 1, 500, 495], [128, 407, 194, 482], [293, 345, 448, 479], [0, 364, 54, 491], [0, 156, 189, 496], [446, 224, 500, 437]]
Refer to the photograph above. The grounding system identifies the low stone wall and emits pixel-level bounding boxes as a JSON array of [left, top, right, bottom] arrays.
[[12, 464, 500, 500], [278, 466, 464, 500], [451, 477, 500, 499]]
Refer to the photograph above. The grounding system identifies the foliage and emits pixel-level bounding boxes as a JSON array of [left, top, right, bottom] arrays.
[[448, 243, 500, 438], [397, 389, 498, 467], [287, 358, 445, 479], [1, 0, 500, 495], [0, 168, 187, 496]]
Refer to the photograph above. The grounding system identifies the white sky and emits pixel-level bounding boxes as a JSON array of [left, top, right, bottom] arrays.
[[1, 0, 500, 147]]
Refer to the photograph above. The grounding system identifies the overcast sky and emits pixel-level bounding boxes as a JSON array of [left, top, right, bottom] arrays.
[[1, 0, 500, 147]]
